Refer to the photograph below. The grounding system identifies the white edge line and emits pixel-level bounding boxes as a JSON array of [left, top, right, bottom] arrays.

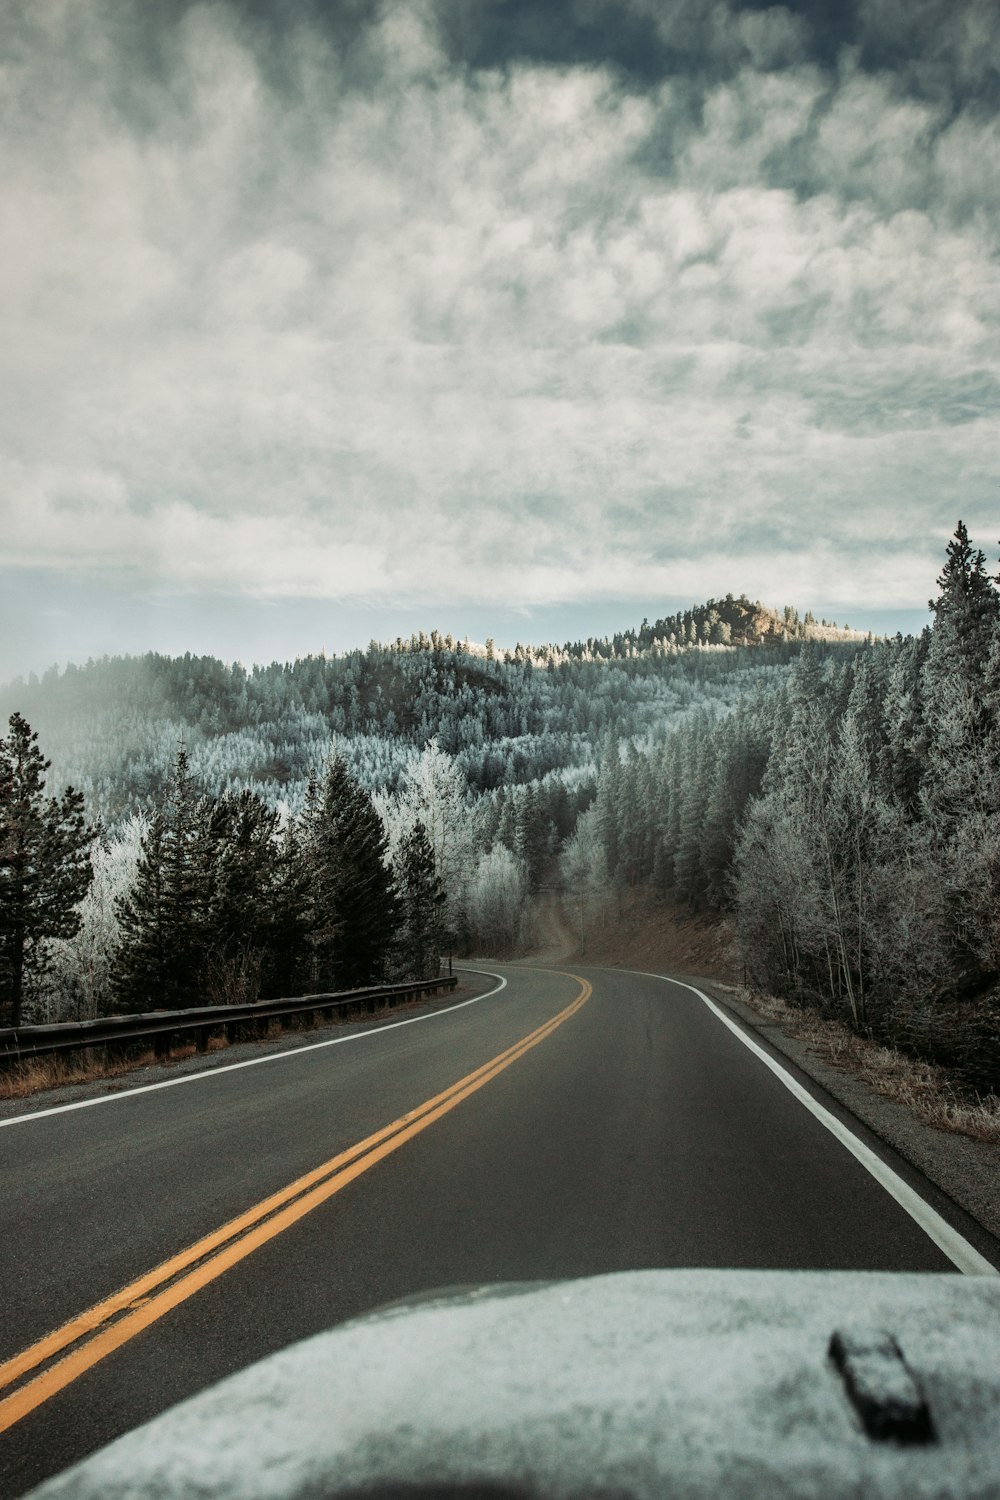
[[0, 970, 507, 1131], [631, 969, 998, 1278]]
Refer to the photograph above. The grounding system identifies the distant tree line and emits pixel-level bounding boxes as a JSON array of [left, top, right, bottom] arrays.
[[0, 610, 821, 826]]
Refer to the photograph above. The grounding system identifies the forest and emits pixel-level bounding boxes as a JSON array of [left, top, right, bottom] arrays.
[[0, 593, 838, 827], [2, 536, 998, 1096]]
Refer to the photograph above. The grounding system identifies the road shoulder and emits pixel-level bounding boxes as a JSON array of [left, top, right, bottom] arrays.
[[688, 975, 1000, 1246]]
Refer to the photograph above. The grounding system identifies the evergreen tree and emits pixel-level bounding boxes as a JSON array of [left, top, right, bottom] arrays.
[[201, 790, 281, 1003], [515, 784, 549, 892], [880, 633, 929, 816], [205, 791, 279, 942], [699, 713, 768, 910], [113, 812, 170, 1012], [0, 713, 93, 1026], [923, 523, 1000, 824], [264, 821, 314, 999], [396, 820, 446, 978], [928, 520, 1000, 669], [655, 737, 683, 892], [303, 751, 398, 990], [494, 789, 517, 852], [674, 727, 716, 911], [300, 769, 341, 987], [114, 746, 211, 1011], [548, 781, 573, 845], [594, 729, 622, 877]]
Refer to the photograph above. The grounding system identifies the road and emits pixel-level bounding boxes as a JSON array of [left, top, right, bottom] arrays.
[[2, 964, 997, 1496]]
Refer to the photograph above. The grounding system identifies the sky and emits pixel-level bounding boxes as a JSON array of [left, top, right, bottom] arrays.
[[2, 0, 999, 682]]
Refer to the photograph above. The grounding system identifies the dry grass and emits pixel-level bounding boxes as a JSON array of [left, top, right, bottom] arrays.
[[0, 991, 459, 1104], [735, 987, 1000, 1144], [0, 1047, 161, 1100], [0, 1030, 237, 1101]]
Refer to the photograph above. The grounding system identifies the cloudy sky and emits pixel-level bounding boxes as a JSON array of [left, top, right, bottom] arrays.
[[2, 0, 999, 680]]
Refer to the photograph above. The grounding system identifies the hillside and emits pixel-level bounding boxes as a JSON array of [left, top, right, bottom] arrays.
[[0, 597, 860, 825]]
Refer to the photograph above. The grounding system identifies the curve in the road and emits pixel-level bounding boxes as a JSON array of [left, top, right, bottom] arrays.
[[0, 972, 590, 1437]]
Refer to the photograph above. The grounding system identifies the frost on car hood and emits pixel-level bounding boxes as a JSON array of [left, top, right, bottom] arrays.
[[27, 1269, 1000, 1500]]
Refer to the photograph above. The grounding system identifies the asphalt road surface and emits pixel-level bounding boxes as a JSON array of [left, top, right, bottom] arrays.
[[2, 964, 997, 1496]]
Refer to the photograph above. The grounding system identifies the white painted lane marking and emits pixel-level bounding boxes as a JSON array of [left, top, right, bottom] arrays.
[[0, 970, 507, 1130], [631, 969, 998, 1278]]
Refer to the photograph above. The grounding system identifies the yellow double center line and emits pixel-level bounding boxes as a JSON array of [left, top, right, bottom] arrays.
[[0, 975, 590, 1434]]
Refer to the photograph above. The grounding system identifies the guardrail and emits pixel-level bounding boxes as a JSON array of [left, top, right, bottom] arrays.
[[0, 975, 459, 1067]]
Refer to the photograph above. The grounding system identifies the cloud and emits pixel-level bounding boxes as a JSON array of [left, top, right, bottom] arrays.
[[1, 0, 998, 672]]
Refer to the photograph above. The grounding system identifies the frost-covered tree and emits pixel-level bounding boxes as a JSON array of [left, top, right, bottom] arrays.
[[881, 633, 929, 816], [466, 846, 531, 957], [928, 520, 999, 671], [559, 804, 610, 947], [44, 812, 148, 1020], [593, 730, 621, 877], [922, 521, 1000, 825], [401, 740, 473, 884], [726, 524, 1000, 1086], [378, 740, 477, 935]]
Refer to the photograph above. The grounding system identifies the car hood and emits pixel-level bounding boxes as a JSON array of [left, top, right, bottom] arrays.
[[26, 1268, 1000, 1499]]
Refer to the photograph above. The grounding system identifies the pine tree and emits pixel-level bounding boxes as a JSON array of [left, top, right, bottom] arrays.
[[674, 727, 716, 911], [929, 520, 999, 668], [700, 714, 767, 910], [264, 821, 313, 999], [923, 522, 1000, 824], [494, 789, 517, 852], [114, 746, 211, 1011], [0, 713, 93, 1026], [302, 751, 398, 991], [655, 737, 683, 891], [113, 812, 170, 1012], [396, 820, 446, 978], [881, 633, 929, 816], [616, 746, 647, 886], [594, 729, 622, 877], [300, 768, 342, 987], [515, 784, 549, 892], [201, 790, 281, 1004]]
